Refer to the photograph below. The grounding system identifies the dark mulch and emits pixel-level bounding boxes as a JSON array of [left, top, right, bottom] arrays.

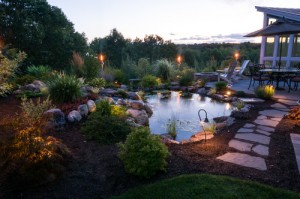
[[0, 95, 300, 199]]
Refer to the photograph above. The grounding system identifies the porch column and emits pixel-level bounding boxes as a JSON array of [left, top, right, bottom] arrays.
[[259, 13, 268, 64], [272, 36, 279, 68], [286, 34, 295, 68]]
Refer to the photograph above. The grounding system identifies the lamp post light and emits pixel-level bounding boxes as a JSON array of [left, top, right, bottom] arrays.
[[99, 53, 105, 78], [234, 52, 239, 61], [198, 109, 209, 142], [177, 55, 182, 68]]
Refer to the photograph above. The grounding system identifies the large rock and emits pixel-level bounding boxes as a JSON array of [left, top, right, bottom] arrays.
[[144, 103, 153, 116], [44, 108, 66, 127], [33, 80, 46, 89], [116, 99, 127, 106], [67, 110, 82, 122], [126, 109, 149, 126], [189, 131, 214, 142], [87, 100, 96, 112], [99, 88, 118, 97], [197, 88, 207, 95], [24, 83, 38, 92], [78, 104, 89, 117], [129, 100, 144, 110], [127, 92, 142, 100]]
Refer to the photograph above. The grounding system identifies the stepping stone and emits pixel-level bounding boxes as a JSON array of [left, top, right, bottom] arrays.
[[235, 133, 270, 145], [217, 152, 267, 171], [278, 99, 298, 106], [229, 139, 253, 152], [252, 145, 269, 156], [254, 119, 279, 127], [257, 115, 267, 120], [271, 103, 288, 109], [238, 98, 265, 103], [259, 109, 287, 118], [290, 134, 300, 174], [238, 128, 254, 133], [257, 125, 275, 132], [270, 117, 282, 122], [244, 123, 256, 128], [255, 129, 271, 136]]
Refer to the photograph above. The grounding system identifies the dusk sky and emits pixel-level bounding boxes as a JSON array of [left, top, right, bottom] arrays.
[[47, 0, 300, 44]]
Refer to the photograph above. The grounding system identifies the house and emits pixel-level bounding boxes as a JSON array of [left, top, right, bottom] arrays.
[[256, 6, 300, 68]]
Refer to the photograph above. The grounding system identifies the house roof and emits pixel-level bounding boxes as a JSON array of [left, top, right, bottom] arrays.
[[256, 6, 300, 22]]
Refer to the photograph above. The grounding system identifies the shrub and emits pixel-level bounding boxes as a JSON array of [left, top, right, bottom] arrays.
[[118, 127, 170, 178], [215, 81, 227, 92], [1, 127, 70, 185], [155, 59, 172, 83], [113, 69, 125, 83], [141, 75, 158, 88], [95, 100, 112, 116], [235, 100, 245, 110], [197, 79, 207, 88], [27, 65, 51, 80], [0, 51, 26, 97], [47, 73, 82, 103], [255, 85, 275, 100], [209, 87, 217, 95], [88, 78, 106, 87], [81, 114, 131, 144], [111, 105, 127, 118], [179, 68, 195, 86]]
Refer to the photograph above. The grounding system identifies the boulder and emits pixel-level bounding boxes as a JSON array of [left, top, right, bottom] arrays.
[[78, 104, 89, 117], [87, 100, 96, 112], [99, 88, 118, 97], [67, 110, 82, 122], [126, 117, 142, 127], [189, 131, 214, 142], [126, 109, 149, 126], [44, 108, 66, 127], [143, 103, 153, 116], [24, 83, 38, 92], [129, 100, 144, 110], [120, 84, 128, 90], [197, 88, 207, 95], [33, 80, 46, 89], [116, 99, 127, 106], [127, 92, 142, 100]]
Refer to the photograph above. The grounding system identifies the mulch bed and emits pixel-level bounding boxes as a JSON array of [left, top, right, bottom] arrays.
[[0, 95, 300, 199]]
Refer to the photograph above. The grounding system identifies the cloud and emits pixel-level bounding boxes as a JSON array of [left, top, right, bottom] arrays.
[[174, 33, 257, 44]]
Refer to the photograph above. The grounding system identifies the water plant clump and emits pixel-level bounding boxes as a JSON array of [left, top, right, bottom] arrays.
[[255, 85, 275, 100], [167, 118, 177, 139]]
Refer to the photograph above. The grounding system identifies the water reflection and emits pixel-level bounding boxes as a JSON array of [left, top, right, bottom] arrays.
[[147, 91, 232, 142]]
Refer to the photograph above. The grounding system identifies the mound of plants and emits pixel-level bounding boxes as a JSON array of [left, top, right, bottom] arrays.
[[27, 65, 52, 81], [215, 81, 227, 92], [118, 127, 170, 178], [141, 75, 158, 88], [87, 77, 106, 87], [255, 85, 275, 100]]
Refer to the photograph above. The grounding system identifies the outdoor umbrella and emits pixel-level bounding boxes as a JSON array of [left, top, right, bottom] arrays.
[[245, 18, 300, 88]]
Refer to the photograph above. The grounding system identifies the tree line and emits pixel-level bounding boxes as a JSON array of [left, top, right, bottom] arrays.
[[0, 0, 260, 74]]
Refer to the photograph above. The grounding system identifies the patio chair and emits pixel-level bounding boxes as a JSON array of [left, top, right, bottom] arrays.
[[219, 61, 238, 84], [248, 64, 271, 89], [288, 65, 300, 92]]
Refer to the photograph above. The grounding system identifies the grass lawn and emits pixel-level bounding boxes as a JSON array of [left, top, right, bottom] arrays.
[[112, 174, 300, 199]]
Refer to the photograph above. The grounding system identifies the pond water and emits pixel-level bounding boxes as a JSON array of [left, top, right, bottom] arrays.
[[146, 91, 232, 142]]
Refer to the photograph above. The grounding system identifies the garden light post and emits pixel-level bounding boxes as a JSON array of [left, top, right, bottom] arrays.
[[198, 109, 209, 142], [177, 55, 182, 68], [99, 53, 105, 78]]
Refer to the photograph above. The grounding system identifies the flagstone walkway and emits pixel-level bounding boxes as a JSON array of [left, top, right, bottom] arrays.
[[217, 99, 300, 172]]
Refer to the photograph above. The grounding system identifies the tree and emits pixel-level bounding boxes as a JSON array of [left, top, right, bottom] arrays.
[[0, 0, 88, 70]]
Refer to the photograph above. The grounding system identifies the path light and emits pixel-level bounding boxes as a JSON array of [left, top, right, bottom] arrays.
[[198, 109, 209, 142], [177, 55, 182, 68]]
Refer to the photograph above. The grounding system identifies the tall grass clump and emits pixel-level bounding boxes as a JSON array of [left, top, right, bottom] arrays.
[[255, 85, 275, 100], [118, 127, 170, 178], [141, 75, 158, 88], [215, 81, 227, 92], [167, 118, 177, 139], [47, 73, 82, 103]]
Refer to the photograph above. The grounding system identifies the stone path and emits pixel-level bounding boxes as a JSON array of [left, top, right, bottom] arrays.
[[217, 99, 297, 171]]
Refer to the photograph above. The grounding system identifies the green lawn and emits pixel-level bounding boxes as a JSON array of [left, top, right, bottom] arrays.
[[112, 174, 300, 199]]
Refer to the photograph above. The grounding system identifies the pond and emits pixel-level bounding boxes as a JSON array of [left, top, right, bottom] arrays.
[[146, 91, 232, 142]]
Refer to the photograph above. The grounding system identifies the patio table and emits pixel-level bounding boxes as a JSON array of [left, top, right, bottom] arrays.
[[260, 68, 300, 89]]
